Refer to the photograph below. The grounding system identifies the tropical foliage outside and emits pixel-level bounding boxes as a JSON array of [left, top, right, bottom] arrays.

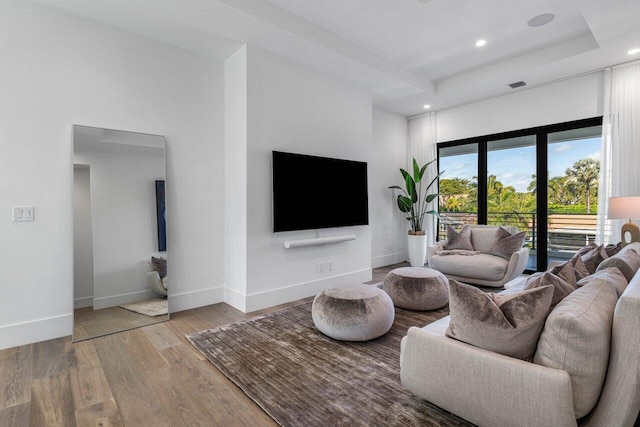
[[439, 157, 600, 215]]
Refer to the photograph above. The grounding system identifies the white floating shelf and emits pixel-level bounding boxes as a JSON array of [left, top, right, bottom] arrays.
[[283, 234, 356, 249]]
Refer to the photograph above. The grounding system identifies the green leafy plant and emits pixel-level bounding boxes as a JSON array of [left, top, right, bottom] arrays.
[[389, 158, 442, 234]]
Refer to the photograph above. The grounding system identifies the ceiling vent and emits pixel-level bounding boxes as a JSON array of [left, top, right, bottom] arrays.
[[508, 81, 526, 89]]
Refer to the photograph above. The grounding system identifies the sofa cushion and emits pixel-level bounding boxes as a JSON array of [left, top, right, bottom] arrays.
[[525, 261, 577, 308], [444, 224, 474, 251], [446, 279, 553, 361], [533, 270, 621, 418], [579, 266, 629, 297], [487, 226, 527, 260], [596, 244, 640, 282], [581, 245, 609, 274], [430, 253, 509, 281]]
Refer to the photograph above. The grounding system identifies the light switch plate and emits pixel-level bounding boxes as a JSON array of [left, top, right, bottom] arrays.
[[13, 206, 34, 222]]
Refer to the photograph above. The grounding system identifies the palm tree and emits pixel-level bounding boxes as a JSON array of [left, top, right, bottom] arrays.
[[565, 158, 600, 214]]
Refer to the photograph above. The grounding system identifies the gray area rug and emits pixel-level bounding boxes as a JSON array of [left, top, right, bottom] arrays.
[[187, 300, 474, 427]]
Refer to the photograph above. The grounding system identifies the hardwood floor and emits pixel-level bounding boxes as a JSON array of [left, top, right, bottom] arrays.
[[73, 301, 169, 341], [0, 263, 407, 426]]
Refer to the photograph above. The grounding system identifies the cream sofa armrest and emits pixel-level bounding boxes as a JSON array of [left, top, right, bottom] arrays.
[[400, 327, 577, 427], [426, 241, 445, 265], [501, 247, 529, 283]]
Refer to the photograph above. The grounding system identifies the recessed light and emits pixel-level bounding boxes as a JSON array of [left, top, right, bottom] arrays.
[[528, 13, 555, 28], [423, 104, 431, 109], [628, 48, 640, 55], [475, 39, 487, 47]]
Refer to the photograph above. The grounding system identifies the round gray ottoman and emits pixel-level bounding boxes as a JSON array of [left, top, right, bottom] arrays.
[[383, 267, 449, 311], [312, 283, 395, 341]]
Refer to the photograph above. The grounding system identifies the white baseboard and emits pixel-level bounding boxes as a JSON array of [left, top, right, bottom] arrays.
[[0, 314, 72, 350], [241, 268, 372, 313], [74, 296, 94, 309], [93, 289, 157, 310], [169, 286, 224, 313], [223, 287, 247, 312], [371, 252, 405, 269]]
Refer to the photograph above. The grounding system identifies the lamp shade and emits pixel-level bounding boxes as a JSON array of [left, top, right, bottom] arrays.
[[608, 196, 640, 220]]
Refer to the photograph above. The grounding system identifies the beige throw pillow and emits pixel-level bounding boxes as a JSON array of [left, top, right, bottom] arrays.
[[486, 226, 526, 260], [596, 245, 640, 282], [581, 245, 609, 274], [444, 224, 474, 251], [570, 253, 591, 281], [151, 256, 167, 279], [525, 261, 577, 308], [534, 271, 620, 418], [446, 279, 553, 361]]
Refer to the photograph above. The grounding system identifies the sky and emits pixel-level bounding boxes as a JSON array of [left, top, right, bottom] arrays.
[[440, 137, 601, 192]]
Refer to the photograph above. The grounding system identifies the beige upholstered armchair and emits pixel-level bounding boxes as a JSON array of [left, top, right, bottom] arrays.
[[426, 224, 529, 287]]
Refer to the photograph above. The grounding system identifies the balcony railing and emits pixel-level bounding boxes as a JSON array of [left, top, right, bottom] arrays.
[[438, 211, 597, 252]]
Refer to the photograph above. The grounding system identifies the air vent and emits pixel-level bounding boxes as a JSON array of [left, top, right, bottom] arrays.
[[508, 81, 526, 89]]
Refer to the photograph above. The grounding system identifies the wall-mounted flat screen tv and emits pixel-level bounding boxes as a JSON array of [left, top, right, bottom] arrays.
[[272, 151, 369, 232]]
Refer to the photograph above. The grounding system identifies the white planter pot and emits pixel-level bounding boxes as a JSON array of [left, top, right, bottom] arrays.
[[407, 233, 427, 267]]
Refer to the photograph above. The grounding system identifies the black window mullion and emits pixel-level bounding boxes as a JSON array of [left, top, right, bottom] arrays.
[[536, 131, 548, 272], [478, 140, 488, 224]]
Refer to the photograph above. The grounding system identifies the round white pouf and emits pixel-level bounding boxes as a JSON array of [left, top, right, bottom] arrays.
[[312, 283, 395, 341], [383, 267, 449, 311]]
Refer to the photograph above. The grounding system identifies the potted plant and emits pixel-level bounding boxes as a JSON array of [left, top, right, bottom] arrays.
[[389, 158, 441, 266]]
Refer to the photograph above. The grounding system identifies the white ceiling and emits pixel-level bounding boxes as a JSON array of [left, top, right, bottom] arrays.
[[31, 0, 640, 116]]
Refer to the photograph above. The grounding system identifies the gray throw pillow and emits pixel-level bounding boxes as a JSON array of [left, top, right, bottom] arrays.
[[596, 243, 640, 282], [446, 279, 554, 361], [444, 224, 474, 251], [486, 226, 526, 260], [581, 245, 609, 274], [577, 242, 597, 256], [525, 261, 577, 308], [151, 256, 167, 279], [605, 242, 622, 257], [569, 253, 591, 281]]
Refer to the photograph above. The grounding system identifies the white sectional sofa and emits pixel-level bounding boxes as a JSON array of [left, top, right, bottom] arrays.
[[400, 242, 640, 427]]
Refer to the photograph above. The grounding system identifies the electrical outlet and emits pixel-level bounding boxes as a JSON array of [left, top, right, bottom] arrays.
[[13, 206, 34, 222], [318, 262, 323, 273], [327, 261, 333, 271]]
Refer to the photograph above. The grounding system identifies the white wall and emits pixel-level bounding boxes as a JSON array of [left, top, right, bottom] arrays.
[[0, 0, 224, 349], [74, 149, 165, 309], [437, 72, 604, 142], [229, 47, 374, 312], [371, 108, 408, 267]]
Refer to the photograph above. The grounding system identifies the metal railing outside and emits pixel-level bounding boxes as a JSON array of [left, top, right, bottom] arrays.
[[438, 211, 597, 252]]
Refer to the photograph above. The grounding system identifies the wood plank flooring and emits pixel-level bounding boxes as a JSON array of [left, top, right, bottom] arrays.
[[0, 263, 408, 427], [73, 302, 169, 341]]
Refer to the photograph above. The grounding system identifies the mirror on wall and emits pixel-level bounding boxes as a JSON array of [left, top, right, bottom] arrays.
[[73, 125, 169, 342]]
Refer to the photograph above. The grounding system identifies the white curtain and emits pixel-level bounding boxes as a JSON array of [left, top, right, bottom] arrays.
[[596, 60, 640, 244], [408, 112, 438, 246]]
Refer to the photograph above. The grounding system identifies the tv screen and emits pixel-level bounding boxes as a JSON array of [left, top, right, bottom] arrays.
[[272, 151, 369, 232]]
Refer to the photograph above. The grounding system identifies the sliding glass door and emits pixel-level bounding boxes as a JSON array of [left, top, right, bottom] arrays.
[[487, 135, 537, 270], [437, 117, 602, 272], [438, 143, 478, 241], [546, 125, 602, 265]]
